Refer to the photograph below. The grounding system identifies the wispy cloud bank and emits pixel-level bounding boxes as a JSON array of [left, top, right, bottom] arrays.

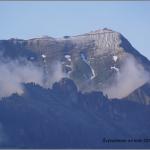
[[104, 55, 149, 99], [0, 57, 44, 98]]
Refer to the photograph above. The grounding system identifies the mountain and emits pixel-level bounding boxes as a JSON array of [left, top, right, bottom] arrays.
[[0, 28, 149, 148], [0, 78, 150, 148], [0, 28, 150, 103]]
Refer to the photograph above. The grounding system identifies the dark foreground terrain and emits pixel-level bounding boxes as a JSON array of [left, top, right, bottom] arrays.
[[0, 78, 150, 148]]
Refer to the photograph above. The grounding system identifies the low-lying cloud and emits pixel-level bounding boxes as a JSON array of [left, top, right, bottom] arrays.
[[0, 53, 149, 100], [0, 56, 67, 98], [0, 57, 44, 98], [46, 61, 67, 87], [104, 55, 149, 99]]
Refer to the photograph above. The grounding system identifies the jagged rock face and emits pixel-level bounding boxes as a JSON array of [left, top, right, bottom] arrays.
[[0, 28, 150, 98]]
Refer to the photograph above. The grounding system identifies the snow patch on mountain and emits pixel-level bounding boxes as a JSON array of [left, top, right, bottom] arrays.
[[65, 55, 71, 62], [41, 54, 46, 58], [111, 66, 119, 72], [113, 56, 118, 62], [105, 56, 149, 99], [90, 67, 96, 80], [80, 53, 96, 80]]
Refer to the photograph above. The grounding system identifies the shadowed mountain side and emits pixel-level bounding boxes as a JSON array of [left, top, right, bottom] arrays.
[[123, 83, 150, 105], [0, 78, 150, 148]]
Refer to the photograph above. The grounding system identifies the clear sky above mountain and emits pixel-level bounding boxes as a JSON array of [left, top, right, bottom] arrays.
[[0, 1, 150, 59]]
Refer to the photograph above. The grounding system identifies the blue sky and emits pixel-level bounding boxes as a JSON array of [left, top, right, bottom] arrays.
[[0, 1, 150, 59]]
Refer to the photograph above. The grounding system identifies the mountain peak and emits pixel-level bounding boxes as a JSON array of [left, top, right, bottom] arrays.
[[87, 28, 114, 34]]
